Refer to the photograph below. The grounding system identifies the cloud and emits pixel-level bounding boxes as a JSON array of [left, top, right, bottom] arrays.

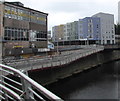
[[45, 2, 81, 13], [48, 12, 79, 28]]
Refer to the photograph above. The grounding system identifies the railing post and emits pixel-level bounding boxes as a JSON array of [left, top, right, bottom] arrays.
[[0, 42, 3, 100], [0, 70, 2, 101], [0, 41, 2, 76], [20, 71, 34, 100]]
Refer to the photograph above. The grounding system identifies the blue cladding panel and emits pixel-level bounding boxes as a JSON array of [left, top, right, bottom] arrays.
[[78, 17, 101, 40]]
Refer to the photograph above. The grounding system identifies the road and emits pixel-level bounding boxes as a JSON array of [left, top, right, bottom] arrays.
[[3, 45, 104, 71]]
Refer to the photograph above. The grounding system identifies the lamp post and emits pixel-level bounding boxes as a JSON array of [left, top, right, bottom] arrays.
[[57, 39, 59, 53], [87, 36, 89, 45], [56, 38, 61, 54]]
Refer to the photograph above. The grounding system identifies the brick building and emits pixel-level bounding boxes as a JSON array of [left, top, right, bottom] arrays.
[[0, 1, 48, 58]]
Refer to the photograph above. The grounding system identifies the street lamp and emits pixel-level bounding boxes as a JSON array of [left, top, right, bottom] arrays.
[[57, 38, 61, 54], [86, 36, 89, 45], [57, 39, 59, 53]]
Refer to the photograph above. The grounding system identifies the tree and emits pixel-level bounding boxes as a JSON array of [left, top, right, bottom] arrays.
[[115, 23, 120, 35]]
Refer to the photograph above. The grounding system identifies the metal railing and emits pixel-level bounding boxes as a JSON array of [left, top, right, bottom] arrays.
[[0, 64, 63, 101]]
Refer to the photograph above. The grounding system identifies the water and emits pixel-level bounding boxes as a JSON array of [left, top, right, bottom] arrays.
[[46, 60, 120, 100]]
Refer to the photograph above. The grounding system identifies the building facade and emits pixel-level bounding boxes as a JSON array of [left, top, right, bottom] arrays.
[[70, 21, 78, 40], [78, 17, 101, 44], [48, 30, 52, 41], [52, 24, 64, 42], [0, 1, 48, 58], [52, 21, 78, 42], [92, 12, 115, 44], [64, 22, 72, 41], [52, 12, 115, 45]]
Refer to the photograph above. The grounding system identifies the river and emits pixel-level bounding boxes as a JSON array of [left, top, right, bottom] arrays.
[[46, 60, 120, 100]]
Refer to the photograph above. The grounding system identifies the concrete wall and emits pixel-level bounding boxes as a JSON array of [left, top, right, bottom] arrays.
[[28, 50, 120, 86]]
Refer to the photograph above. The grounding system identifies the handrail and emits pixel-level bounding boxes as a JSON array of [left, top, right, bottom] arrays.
[[0, 84, 22, 101], [0, 64, 63, 100]]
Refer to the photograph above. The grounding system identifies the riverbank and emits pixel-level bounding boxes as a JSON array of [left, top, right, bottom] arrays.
[[28, 50, 120, 86], [45, 60, 120, 99]]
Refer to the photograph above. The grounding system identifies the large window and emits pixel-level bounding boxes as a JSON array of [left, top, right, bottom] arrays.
[[29, 30, 47, 41], [4, 27, 29, 41]]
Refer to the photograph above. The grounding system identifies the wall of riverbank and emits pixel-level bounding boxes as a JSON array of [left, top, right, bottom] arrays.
[[28, 50, 120, 86]]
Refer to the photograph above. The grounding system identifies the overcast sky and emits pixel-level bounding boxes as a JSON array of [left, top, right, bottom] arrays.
[[5, 0, 120, 30]]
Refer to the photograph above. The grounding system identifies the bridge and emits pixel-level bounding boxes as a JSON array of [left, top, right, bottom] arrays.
[[0, 64, 63, 101], [3, 45, 104, 72], [0, 45, 119, 100], [104, 44, 120, 50]]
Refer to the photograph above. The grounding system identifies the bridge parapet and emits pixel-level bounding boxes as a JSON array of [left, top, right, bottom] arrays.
[[3, 45, 104, 72], [104, 45, 120, 50], [0, 64, 62, 101]]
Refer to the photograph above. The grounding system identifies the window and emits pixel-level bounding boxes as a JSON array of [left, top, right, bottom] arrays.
[[97, 25, 99, 28], [4, 27, 29, 41], [107, 40, 110, 44], [112, 40, 114, 44], [112, 30, 114, 33], [88, 19, 92, 23], [112, 35, 114, 38]]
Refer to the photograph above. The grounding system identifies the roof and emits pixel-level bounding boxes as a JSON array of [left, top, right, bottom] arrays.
[[93, 12, 114, 16]]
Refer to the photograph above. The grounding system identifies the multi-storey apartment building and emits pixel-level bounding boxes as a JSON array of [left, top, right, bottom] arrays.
[[52, 21, 78, 41], [52, 24, 64, 42], [0, 1, 48, 58], [70, 21, 78, 40], [78, 17, 101, 44], [65, 22, 72, 41], [52, 12, 115, 45], [92, 12, 115, 44]]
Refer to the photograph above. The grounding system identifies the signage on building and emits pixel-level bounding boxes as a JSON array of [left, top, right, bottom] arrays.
[[38, 48, 50, 52]]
